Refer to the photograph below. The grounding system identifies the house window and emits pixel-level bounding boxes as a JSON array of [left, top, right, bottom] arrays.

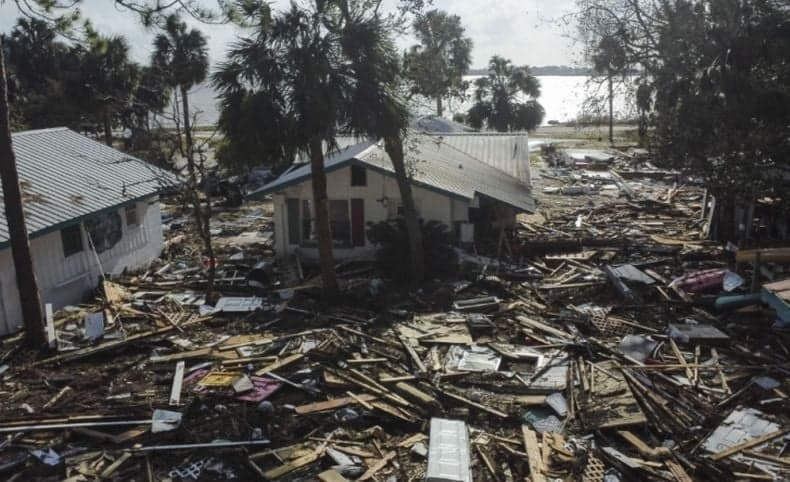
[[286, 198, 301, 245], [301, 200, 314, 242], [350, 165, 367, 186], [329, 200, 351, 246], [125, 204, 138, 227], [85, 211, 123, 254], [61, 224, 83, 258]]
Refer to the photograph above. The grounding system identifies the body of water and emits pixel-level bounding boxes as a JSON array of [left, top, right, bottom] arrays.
[[183, 75, 634, 128]]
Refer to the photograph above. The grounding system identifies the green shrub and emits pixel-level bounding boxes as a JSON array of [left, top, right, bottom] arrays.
[[366, 219, 458, 282]]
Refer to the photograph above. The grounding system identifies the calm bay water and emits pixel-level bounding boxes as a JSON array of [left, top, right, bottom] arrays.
[[183, 75, 633, 127]]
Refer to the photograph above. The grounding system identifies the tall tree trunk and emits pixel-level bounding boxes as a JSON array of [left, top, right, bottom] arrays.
[[308, 137, 339, 299], [103, 104, 113, 147], [180, 84, 215, 300], [0, 45, 46, 348], [608, 73, 614, 146], [384, 136, 424, 285], [436, 96, 443, 118]]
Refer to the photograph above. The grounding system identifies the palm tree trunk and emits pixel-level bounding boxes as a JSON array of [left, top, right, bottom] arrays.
[[608, 73, 614, 146], [384, 136, 424, 285], [309, 137, 339, 299], [0, 46, 46, 348], [103, 104, 113, 147], [180, 84, 215, 300], [436, 96, 443, 117]]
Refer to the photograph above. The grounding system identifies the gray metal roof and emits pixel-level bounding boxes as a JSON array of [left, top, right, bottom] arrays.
[[411, 116, 478, 133], [0, 128, 178, 246], [250, 134, 535, 213], [423, 133, 531, 185]]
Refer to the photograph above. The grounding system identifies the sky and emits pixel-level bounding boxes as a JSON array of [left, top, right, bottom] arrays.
[[0, 0, 580, 69]]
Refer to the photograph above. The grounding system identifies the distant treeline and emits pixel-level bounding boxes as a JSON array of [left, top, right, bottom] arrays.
[[467, 65, 593, 76]]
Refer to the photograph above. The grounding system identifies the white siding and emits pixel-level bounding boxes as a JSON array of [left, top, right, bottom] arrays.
[[0, 196, 164, 335], [271, 166, 470, 259]]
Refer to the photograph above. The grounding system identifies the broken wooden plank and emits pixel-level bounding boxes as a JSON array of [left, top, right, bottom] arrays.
[[263, 450, 321, 480], [522, 425, 547, 482], [294, 394, 377, 415], [254, 353, 304, 376], [358, 451, 396, 481], [169, 361, 185, 406], [438, 389, 508, 418], [318, 470, 349, 482], [99, 452, 132, 478], [710, 429, 789, 461]]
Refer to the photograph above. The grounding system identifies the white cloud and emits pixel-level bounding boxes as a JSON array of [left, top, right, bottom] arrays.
[[1, 0, 579, 68]]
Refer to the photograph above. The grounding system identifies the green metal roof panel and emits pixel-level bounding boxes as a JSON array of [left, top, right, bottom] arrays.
[[0, 128, 179, 244]]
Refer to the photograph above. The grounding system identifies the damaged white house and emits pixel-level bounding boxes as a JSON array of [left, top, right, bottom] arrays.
[[249, 132, 535, 260], [0, 128, 177, 335]]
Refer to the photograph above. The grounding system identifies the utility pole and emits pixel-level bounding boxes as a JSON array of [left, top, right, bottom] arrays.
[[0, 41, 46, 348]]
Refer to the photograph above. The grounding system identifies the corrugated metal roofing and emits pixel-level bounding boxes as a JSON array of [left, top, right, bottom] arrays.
[[0, 128, 178, 245], [250, 134, 535, 213], [425, 133, 531, 184], [411, 116, 478, 133]]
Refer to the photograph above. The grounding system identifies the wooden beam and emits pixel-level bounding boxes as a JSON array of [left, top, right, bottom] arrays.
[[522, 425, 547, 482], [710, 429, 789, 461]]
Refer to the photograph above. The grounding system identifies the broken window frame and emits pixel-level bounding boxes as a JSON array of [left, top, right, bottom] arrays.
[[125, 204, 139, 228], [84, 210, 123, 254], [60, 223, 84, 258]]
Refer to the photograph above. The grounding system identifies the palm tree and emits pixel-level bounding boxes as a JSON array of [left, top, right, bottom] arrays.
[[337, 2, 425, 284], [151, 15, 215, 297], [592, 35, 627, 146], [215, 2, 352, 299], [466, 55, 545, 132]]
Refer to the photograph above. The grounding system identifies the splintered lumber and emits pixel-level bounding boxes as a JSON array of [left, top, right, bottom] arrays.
[[736, 247, 790, 264], [31, 321, 203, 366], [580, 361, 647, 429], [438, 389, 508, 418], [743, 450, 790, 466], [397, 333, 427, 373], [618, 431, 670, 459], [318, 470, 349, 482], [709, 429, 789, 461], [665, 459, 694, 482], [522, 426, 547, 482], [516, 315, 573, 340], [394, 382, 437, 406], [263, 449, 321, 479], [294, 394, 377, 415], [346, 391, 374, 410], [358, 451, 396, 481], [99, 452, 132, 478], [397, 433, 428, 448], [169, 361, 185, 406], [254, 353, 304, 376], [476, 445, 500, 481]]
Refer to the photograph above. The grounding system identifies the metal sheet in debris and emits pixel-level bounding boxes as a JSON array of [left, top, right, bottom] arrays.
[[702, 408, 783, 454], [427, 418, 472, 482], [611, 264, 655, 285], [457, 346, 502, 372], [522, 364, 568, 391], [214, 297, 264, 313]]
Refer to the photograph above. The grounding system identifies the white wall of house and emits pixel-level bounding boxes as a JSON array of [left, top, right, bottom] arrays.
[[0, 195, 164, 335], [271, 165, 471, 260]]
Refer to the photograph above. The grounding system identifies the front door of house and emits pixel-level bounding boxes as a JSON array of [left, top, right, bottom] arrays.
[[351, 199, 365, 247]]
